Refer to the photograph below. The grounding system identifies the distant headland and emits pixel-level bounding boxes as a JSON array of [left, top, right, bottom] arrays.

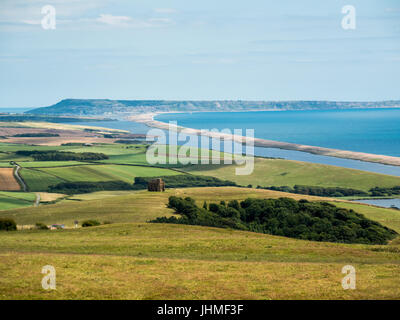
[[27, 99, 400, 116]]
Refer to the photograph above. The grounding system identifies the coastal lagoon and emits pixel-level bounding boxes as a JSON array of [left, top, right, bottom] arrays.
[[156, 108, 400, 157], [354, 198, 400, 209], [70, 115, 400, 177]]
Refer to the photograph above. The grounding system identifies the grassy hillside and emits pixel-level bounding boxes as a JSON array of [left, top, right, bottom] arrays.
[[1, 187, 400, 234], [182, 158, 400, 191], [1, 186, 400, 299], [0, 222, 399, 299]]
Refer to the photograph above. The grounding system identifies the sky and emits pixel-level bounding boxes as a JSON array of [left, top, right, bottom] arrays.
[[0, 0, 399, 108]]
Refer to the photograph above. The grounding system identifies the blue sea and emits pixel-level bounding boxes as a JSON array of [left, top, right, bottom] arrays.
[[156, 109, 400, 157], [0, 108, 31, 114], [70, 109, 400, 177]]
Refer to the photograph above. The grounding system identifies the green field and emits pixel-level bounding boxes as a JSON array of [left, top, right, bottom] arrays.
[[0, 162, 13, 168], [20, 168, 66, 191], [0, 191, 36, 210], [181, 158, 400, 191], [3, 142, 400, 193], [38, 164, 180, 183], [19, 161, 90, 168]]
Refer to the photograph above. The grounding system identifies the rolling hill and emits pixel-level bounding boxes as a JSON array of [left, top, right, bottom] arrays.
[[27, 99, 400, 116]]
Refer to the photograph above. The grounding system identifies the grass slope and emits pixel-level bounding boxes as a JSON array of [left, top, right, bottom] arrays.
[[0, 222, 399, 299], [20, 168, 66, 192], [182, 158, 400, 191], [1, 187, 400, 234], [38, 165, 181, 183]]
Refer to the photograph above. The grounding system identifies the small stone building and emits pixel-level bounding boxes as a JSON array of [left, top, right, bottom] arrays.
[[148, 178, 165, 192]]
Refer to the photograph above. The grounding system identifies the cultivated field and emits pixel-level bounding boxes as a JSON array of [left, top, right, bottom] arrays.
[[0, 168, 20, 191], [182, 158, 400, 191], [0, 191, 36, 210]]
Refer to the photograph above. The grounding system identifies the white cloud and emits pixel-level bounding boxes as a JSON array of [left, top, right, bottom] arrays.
[[96, 14, 174, 28], [20, 19, 41, 25], [96, 14, 132, 26]]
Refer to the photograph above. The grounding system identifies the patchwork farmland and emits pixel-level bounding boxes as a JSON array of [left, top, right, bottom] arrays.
[[0, 168, 20, 191]]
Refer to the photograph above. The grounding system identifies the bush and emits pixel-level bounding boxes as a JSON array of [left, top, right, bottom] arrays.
[[35, 222, 49, 230], [0, 218, 17, 231], [82, 220, 101, 227]]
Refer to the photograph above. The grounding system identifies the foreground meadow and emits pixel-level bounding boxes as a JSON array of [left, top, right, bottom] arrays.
[[0, 187, 399, 299], [0, 222, 399, 299]]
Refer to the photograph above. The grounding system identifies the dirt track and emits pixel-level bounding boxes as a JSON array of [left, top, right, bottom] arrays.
[[0, 168, 21, 191]]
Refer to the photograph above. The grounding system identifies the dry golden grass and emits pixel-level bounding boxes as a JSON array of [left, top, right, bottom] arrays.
[[1, 252, 399, 300], [37, 192, 65, 202], [0, 168, 20, 191], [0, 222, 399, 300]]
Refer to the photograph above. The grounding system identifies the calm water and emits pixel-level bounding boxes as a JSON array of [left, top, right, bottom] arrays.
[[0, 108, 31, 114], [70, 118, 400, 177], [354, 198, 400, 209], [156, 109, 400, 157]]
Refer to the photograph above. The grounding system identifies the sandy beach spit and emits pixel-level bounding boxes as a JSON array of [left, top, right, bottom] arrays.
[[128, 112, 400, 167]]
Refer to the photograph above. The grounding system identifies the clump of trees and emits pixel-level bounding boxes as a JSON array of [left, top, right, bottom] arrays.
[[262, 185, 368, 197], [48, 181, 133, 194], [369, 186, 400, 197], [133, 175, 237, 190], [82, 220, 101, 227], [115, 139, 147, 145], [15, 150, 108, 161], [12, 133, 60, 137], [261, 184, 400, 198], [151, 196, 398, 245], [0, 218, 17, 231], [35, 222, 49, 230]]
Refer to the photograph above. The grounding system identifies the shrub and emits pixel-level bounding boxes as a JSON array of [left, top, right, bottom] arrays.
[[82, 220, 101, 227], [35, 222, 49, 230], [133, 175, 237, 190], [48, 181, 133, 194], [0, 218, 17, 231]]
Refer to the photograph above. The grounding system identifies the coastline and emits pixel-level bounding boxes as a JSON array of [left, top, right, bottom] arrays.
[[128, 112, 400, 167]]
